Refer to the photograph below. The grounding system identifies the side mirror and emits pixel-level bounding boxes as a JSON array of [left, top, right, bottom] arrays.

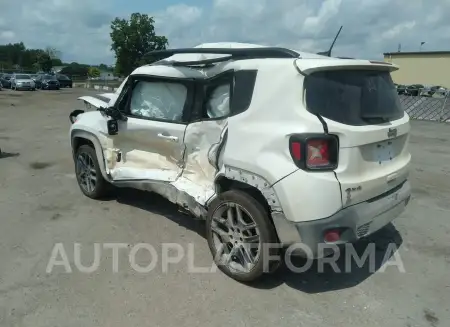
[[103, 107, 128, 122], [107, 119, 119, 135]]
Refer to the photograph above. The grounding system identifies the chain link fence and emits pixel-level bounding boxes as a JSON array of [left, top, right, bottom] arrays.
[[399, 89, 450, 122]]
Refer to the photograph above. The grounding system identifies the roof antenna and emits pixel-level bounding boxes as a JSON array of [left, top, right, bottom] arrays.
[[317, 25, 343, 57]]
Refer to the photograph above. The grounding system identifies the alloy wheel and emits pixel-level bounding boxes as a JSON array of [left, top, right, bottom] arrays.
[[210, 202, 261, 273], [76, 152, 97, 194]]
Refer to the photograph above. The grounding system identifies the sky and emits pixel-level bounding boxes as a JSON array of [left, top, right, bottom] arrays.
[[0, 0, 449, 65]]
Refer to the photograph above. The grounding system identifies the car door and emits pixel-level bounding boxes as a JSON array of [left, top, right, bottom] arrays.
[[107, 75, 195, 183], [175, 70, 235, 204]]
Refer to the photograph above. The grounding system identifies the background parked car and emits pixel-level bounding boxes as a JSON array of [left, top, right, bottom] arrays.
[[35, 74, 60, 90], [0, 80, 2, 91], [30, 74, 39, 83], [56, 74, 73, 88], [0, 73, 12, 88], [10, 73, 36, 91], [394, 83, 407, 95], [404, 84, 423, 96]]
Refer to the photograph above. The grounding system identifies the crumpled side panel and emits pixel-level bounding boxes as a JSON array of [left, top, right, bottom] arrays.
[[173, 120, 228, 204]]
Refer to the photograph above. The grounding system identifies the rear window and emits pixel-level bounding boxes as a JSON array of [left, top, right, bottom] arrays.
[[304, 70, 404, 125], [15, 74, 31, 79]]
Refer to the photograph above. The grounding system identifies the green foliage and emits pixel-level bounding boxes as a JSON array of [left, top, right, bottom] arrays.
[[0, 42, 62, 72], [88, 66, 101, 78], [110, 12, 168, 76], [38, 53, 52, 72], [0, 43, 61, 72], [60, 63, 89, 78]]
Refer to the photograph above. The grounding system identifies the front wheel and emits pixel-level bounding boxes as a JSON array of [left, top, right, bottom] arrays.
[[74, 145, 112, 199], [206, 190, 281, 283]]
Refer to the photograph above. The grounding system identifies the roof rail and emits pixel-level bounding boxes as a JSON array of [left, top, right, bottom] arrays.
[[151, 55, 234, 67], [144, 47, 300, 61]]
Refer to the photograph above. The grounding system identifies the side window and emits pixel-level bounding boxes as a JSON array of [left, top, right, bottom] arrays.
[[129, 80, 187, 122], [204, 83, 231, 119]]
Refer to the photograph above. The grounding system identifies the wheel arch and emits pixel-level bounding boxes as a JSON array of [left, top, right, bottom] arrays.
[[212, 166, 284, 242], [71, 130, 110, 181], [211, 165, 302, 246]]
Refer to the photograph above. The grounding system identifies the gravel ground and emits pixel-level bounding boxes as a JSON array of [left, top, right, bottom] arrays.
[[0, 88, 449, 327]]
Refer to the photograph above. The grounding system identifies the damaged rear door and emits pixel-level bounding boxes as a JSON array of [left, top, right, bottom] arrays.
[[106, 75, 196, 182], [178, 70, 254, 205]]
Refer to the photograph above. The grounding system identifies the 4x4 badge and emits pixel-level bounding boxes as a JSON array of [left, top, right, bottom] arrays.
[[387, 128, 397, 138]]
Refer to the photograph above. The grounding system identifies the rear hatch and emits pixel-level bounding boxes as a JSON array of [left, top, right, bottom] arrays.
[[296, 59, 411, 207]]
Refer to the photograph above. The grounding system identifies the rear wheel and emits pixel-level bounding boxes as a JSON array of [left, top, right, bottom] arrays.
[[74, 145, 112, 199], [206, 190, 281, 282]]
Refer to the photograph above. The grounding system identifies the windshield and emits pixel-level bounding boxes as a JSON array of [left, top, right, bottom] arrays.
[[304, 70, 404, 126], [15, 74, 31, 79]]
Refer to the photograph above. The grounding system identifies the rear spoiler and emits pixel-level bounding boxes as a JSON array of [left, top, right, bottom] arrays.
[[295, 58, 399, 75]]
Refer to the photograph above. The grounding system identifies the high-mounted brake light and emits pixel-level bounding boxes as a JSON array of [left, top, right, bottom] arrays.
[[289, 134, 339, 171]]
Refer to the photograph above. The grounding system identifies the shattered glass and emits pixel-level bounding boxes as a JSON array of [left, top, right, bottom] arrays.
[[130, 81, 187, 121]]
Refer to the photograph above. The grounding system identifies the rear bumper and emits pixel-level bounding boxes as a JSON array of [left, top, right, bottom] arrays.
[[273, 180, 411, 258], [15, 86, 35, 90]]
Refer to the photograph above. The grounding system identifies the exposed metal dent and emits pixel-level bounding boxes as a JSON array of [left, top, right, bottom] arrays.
[[221, 165, 282, 212], [173, 119, 228, 206], [212, 164, 300, 246], [113, 179, 208, 219]]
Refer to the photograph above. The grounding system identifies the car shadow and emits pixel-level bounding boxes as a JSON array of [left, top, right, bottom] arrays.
[[249, 223, 404, 293], [108, 188, 403, 293], [112, 187, 206, 238], [0, 151, 20, 159]]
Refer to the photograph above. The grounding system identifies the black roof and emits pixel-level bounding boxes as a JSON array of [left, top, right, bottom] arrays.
[[144, 47, 301, 67]]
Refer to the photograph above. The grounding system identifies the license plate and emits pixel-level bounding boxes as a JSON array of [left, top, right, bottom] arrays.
[[374, 141, 393, 163]]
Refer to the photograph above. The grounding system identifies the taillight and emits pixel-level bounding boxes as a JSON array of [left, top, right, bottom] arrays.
[[289, 134, 339, 171]]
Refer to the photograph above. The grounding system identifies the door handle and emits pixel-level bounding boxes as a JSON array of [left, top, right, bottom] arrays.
[[157, 133, 178, 142]]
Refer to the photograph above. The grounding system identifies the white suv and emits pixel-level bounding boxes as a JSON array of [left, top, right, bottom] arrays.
[[69, 43, 411, 282]]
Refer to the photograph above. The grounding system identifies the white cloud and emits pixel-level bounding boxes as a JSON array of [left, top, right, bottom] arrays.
[[1, 0, 450, 64], [0, 31, 15, 40]]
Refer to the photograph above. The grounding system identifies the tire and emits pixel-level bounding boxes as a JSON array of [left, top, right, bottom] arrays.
[[206, 190, 281, 283], [74, 144, 112, 199]]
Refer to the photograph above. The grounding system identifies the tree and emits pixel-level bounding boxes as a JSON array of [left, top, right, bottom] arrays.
[[60, 63, 89, 78], [110, 13, 168, 76], [88, 66, 101, 78], [37, 52, 52, 72]]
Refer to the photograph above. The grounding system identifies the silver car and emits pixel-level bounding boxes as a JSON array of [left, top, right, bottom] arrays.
[[10, 74, 36, 91]]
